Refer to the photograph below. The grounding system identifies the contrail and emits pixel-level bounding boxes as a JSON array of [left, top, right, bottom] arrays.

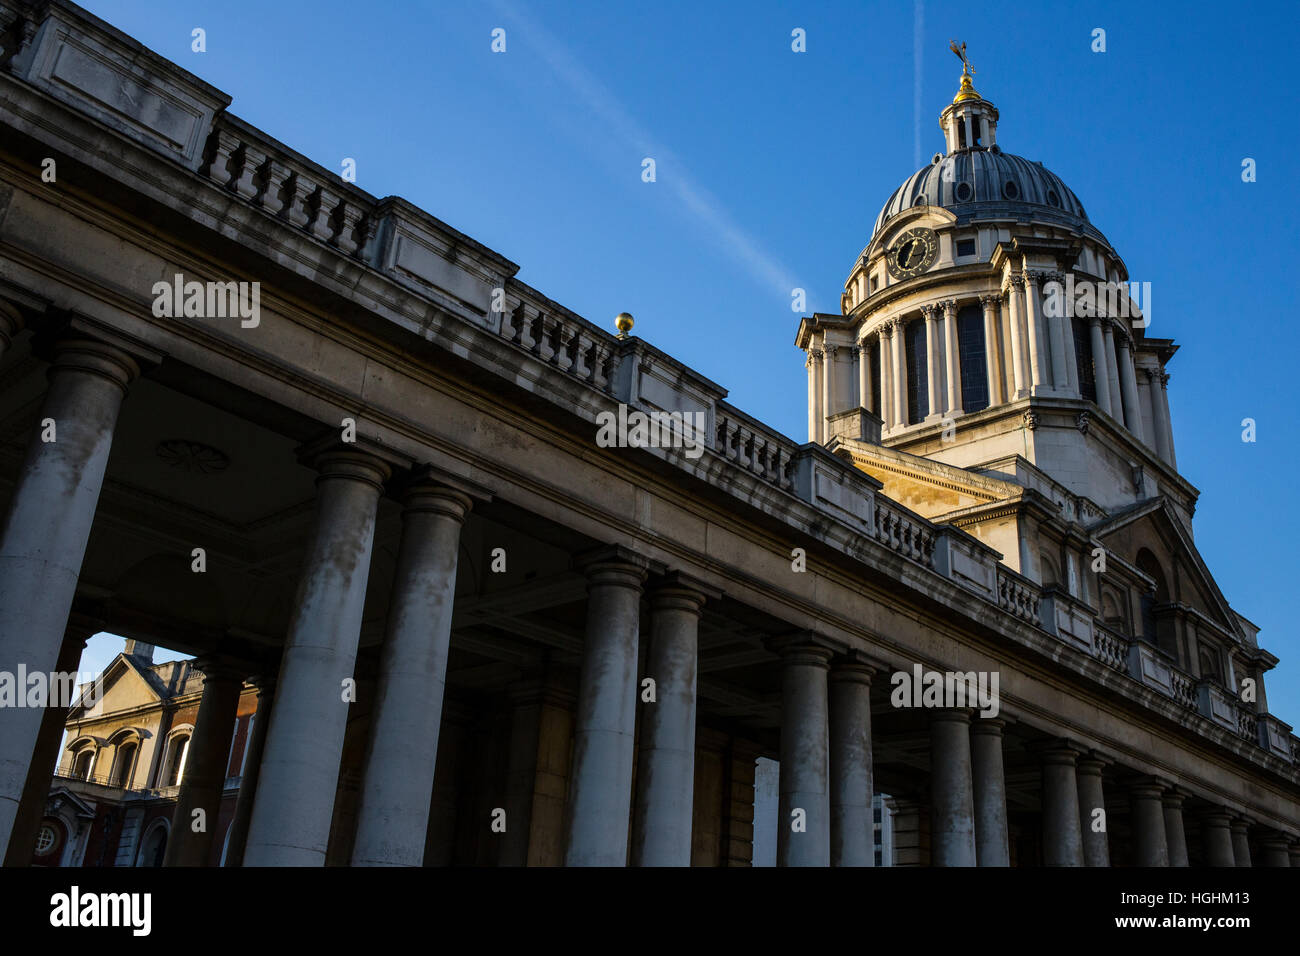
[[914, 0, 924, 169], [486, 0, 801, 304]]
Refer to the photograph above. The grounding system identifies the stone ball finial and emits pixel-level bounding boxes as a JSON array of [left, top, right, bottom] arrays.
[[615, 312, 634, 338]]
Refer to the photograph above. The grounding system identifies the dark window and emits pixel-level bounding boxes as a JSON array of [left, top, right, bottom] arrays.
[[956, 238, 975, 257], [957, 120, 967, 149], [1072, 317, 1096, 402], [957, 305, 989, 412], [1003, 180, 1019, 200], [904, 319, 929, 424], [955, 182, 973, 202]]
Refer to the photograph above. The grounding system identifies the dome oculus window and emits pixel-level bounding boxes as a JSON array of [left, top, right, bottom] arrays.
[[1046, 189, 1060, 207], [1002, 180, 1020, 200], [955, 182, 973, 202]]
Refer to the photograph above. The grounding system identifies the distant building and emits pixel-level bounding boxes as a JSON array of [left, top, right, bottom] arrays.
[[32, 642, 258, 867]]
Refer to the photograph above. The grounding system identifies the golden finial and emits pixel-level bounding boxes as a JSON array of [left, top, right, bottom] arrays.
[[615, 311, 634, 338], [949, 40, 981, 103]]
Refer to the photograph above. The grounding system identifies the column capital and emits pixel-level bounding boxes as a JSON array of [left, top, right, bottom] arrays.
[[828, 655, 875, 686], [969, 716, 1006, 736], [978, 294, 1000, 310], [190, 657, 246, 684], [1026, 738, 1084, 764], [1161, 788, 1188, 810], [940, 298, 958, 317], [576, 544, 650, 589], [1128, 775, 1172, 799], [399, 482, 474, 522], [648, 574, 712, 614], [919, 303, 939, 319], [1075, 752, 1112, 776], [769, 634, 835, 668], [46, 336, 143, 394], [1007, 274, 1026, 293]]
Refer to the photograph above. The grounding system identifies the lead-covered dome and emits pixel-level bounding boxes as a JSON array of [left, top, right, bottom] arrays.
[[871, 149, 1091, 239]]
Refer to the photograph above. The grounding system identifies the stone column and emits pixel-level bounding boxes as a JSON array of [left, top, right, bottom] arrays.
[[164, 661, 244, 866], [1038, 741, 1084, 866], [822, 345, 837, 422], [352, 484, 472, 866], [828, 658, 873, 867], [563, 551, 647, 866], [242, 449, 390, 866], [942, 299, 962, 416], [1230, 817, 1253, 867], [856, 343, 873, 415], [877, 331, 893, 430], [777, 642, 832, 867], [3, 624, 92, 867], [0, 337, 139, 857], [1145, 369, 1174, 464], [1075, 755, 1110, 867], [806, 352, 818, 443], [980, 295, 1003, 406], [1130, 778, 1169, 866], [1116, 336, 1145, 441], [929, 710, 976, 866], [1162, 790, 1189, 867], [1060, 319, 1080, 396], [1201, 810, 1236, 866], [1257, 836, 1292, 867], [223, 678, 273, 866], [631, 580, 707, 867], [1088, 317, 1112, 415], [970, 718, 1009, 866], [922, 305, 942, 421], [1102, 323, 1124, 417], [1022, 273, 1048, 394], [1157, 372, 1176, 468], [1006, 279, 1028, 399], [890, 320, 908, 428]]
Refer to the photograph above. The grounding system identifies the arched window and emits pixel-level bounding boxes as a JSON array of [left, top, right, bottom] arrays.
[[111, 742, 137, 789], [1135, 548, 1171, 650], [71, 748, 95, 781], [162, 734, 191, 788], [1199, 645, 1222, 684], [957, 304, 989, 412], [904, 318, 929, 424], [1072, 317, 1096, 402], [136, 820, 168, 868]]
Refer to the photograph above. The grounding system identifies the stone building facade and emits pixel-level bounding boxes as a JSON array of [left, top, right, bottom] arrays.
[[0, 1, 1297, 867], [25, 641, 258, 867]]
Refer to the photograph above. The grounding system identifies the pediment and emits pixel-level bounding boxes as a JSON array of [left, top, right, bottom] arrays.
[[1091, 497, 1245, 642], [834, 438, 1019, 521]]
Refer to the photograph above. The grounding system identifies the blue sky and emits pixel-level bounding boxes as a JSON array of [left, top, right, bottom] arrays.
[[73, 1, 1300, 723]]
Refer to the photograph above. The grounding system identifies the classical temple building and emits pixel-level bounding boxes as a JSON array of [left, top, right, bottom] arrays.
[[0, 0, 1297, 867]]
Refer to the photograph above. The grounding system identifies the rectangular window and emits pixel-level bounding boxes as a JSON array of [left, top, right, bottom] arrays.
[[956, 238, 976, 258]]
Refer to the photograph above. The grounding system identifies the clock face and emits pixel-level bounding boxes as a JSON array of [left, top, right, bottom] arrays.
[[886, 227, 938, 280]]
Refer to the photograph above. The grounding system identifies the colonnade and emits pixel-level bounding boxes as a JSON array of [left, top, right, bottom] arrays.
[[807, 270, 1175, 457], [0, 328, 1284, 867]]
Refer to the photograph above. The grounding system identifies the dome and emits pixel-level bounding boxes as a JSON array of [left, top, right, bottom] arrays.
[[870, 149, 1093, 241]]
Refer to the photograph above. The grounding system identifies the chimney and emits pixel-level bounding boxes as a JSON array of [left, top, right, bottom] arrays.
[[123, 639, 155, 664]]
